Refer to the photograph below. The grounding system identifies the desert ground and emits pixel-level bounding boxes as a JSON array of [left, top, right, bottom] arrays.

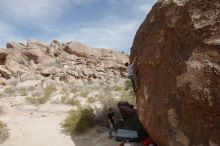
[[0, 95, 121, 146]]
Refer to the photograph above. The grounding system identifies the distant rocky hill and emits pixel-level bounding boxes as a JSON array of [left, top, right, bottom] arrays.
[[0, 40, 128, 87]]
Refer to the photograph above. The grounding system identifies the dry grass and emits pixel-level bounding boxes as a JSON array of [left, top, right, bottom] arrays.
[[3, 87, 16, 96], [19, 88, 28, 96], [26, 86, 57, 105], [0, 121, 9, 143], [61, 95, 81, 107]]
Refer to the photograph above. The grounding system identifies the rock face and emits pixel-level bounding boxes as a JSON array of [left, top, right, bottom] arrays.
[[0, 65, 11, 79], [130, 0, 220, 146], [0, 50, 7, 65], [0, 40, 128, 87]]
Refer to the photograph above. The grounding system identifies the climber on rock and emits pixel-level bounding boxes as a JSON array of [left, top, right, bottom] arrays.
[[125, 56, 138, 92], [107, 107, 115, 138]]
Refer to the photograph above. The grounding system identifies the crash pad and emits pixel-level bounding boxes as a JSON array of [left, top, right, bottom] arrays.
[[115, 129, 139, 142]]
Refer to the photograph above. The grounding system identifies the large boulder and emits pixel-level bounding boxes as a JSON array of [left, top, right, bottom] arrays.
[[56, 51, 78, 62], [6, 42, 25, 50], [22, 49, 56, 65], [27, 40, 49, 53], [0, 50, 7, 65], [66, 70, 79, 78], [130, 0, 220, 146], [101, 49, 129, 64], [0, 65, 11, 79], [4, 53, 28, 73], [0, 77, 7, 85], [22, 49, 44, 63], [81, 68, 94, 77], [63, 41, 102, 58], [40, 67, 60, 76]]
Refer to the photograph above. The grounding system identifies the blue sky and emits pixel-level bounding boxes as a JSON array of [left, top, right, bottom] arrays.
[[0, 0, 156, 52]]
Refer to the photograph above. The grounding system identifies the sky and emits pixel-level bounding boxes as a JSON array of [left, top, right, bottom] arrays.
[[0, 0, 156, 52]]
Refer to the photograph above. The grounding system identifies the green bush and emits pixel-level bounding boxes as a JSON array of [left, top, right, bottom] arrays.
[[0, 121, 9, 143], [121, 80, 136, 105], [103, 85, 123, 92], [62, 108, 95, 135]]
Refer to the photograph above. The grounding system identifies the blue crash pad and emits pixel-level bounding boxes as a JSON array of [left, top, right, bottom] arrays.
[[115, 129, 139, 142]]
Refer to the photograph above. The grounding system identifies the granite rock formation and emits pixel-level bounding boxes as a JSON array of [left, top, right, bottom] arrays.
[[0, 40, 128, 87], [130, 0, 220, 145]]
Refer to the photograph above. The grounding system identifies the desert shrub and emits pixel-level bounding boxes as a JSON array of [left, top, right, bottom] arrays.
[[0, 121, 9, 143], [70, 87, 79, 94], [19, 88, 27, 96], [27, 86, 36, 92], [96, 93, 109, 103], [31, 91, 42, 97], [65, 98, 76, 105], [80, 89, 90, 98], [93, 106, 109, 127], [3, 87, 16, 96], [43, 86, 57, 98], [26, 86, 56, 105], [61, 95, 81, 107], [11, 71, 21, 78], [62, 108, 95, 135], [0, 107, 3, 114], [86, 96, 96, 103], [61, 96, 67, 103], [121, 80, 136, 105], [26, 96, 47, 105], [60, 87, 69, 94]]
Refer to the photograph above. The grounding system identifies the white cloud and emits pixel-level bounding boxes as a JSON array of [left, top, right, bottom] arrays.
[[0, 0, 157, 51], [0, 0, 101, 24], [0, 20, 26, 48], [55, 1, 156, 51], [56, 16, 140, 51], [0, 0, 71, 30]]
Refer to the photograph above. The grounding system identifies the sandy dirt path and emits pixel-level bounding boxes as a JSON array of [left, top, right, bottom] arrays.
[[0, 97, 74, 146], [0, 96, 121, 146]]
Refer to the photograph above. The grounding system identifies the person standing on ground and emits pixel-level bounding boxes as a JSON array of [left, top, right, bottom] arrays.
[[125, 56, 138, 92], [107, 107, 115, 138]]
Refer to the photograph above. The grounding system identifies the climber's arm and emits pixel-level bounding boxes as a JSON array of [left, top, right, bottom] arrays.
[[130, 56, 137, 67]]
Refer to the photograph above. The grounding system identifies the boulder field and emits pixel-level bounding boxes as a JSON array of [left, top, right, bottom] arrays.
[[0, 40, 128, 87]]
